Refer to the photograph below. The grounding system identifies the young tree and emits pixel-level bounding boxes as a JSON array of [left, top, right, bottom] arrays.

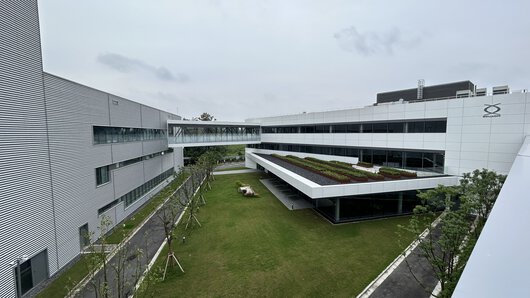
[[459, 168, 506, 238], [156, 192, 185, 280], [402, 169, 506, 297], [179, 166, 203, 230]]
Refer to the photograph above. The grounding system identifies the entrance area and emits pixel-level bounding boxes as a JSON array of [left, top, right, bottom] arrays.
[[14, 250, 48, 296]]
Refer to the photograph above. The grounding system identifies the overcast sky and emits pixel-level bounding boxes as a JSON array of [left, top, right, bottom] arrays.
[[38, 0, 530, 121]]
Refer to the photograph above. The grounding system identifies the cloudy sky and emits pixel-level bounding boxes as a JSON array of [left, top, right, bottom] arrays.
[[38, 0, 530, 121]]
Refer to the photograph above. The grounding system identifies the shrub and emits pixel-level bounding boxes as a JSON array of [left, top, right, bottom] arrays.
[[357, 161, 373, 168]]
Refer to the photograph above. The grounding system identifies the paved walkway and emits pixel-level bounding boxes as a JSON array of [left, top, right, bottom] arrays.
[[213, 169, 258, 175], [214, 161, 245, 171], [260, 178, 313, 210], [361, 224, 442, 298], [73, 176, 198, 297]]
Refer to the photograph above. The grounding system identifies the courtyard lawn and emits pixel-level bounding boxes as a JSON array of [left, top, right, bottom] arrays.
[[148, 172, 416, 297]]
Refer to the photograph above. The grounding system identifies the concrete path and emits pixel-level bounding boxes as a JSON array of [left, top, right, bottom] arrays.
[[260, 178, 313, 210], [74, 176, 198, 298], [213, 169, 258, 175], [214, 161, 245, 171], [360, 224, 442, 298]]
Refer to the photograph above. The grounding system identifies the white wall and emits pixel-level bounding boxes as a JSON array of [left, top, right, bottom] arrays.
[[250, 92, 530, 176]]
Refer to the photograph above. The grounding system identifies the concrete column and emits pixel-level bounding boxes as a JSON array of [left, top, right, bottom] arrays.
[[335, 198, 341, 222], [397, 192, 403, 214]]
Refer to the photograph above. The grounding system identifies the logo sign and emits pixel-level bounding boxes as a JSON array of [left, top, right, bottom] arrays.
[[483, 103, 501, 118]]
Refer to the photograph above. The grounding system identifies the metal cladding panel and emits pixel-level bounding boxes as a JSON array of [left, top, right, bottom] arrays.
[[162, 152, 174, 171], [143, 156, 163, 182], [111, 142, 144, 163], [43, 74, 115, 268], [173, 147, 185, 171], [141, 105, 161, 128], [143, 139, 168, 155], [109, 95, 142, 127], [113, 163, 145, 198], [0, 1, 57, 297]]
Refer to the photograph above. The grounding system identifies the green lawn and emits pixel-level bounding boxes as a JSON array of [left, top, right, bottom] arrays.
[[147, 173, 416, 297]]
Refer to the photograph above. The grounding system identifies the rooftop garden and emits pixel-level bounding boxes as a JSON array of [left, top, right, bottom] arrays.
[[270, 154, 417, 184]]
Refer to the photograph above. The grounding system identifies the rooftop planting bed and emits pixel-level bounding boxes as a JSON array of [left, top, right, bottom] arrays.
[[260, 154, 418, 185]]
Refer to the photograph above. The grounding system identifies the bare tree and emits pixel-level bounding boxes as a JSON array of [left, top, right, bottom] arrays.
[[156, 190, 185, 280]]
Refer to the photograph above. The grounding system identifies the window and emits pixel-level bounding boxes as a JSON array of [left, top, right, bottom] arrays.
[[407, 121, 425, 133], [425, 120, 447, 133], [362, 123, 373, 133], [387, 122, 404, 133], [96, 166, 110, 185], [372, 123, 388, 133]]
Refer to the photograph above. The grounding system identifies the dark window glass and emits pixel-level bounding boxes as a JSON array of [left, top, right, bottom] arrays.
[[387, 122, 404, 133], [332, 125, 347, 133], [372, 150, 386, 165], [347, 124, 360, 133], [423, 152, 434, 168], [301, 126, 316, 133], [405, 151, 422, 168], [345, 148, 359, 157], [96, 166, 110, 185], [362, 123, 373, 133], [361, 149, 372, 163], [434, 153, 445, 172], [372, 123, 388, 133], [332, 147, 346, 156], [425, 120, 447, 133], [407, 121, 425, 133], [315, 125, 329, 133], [387, 151, 403, 167]]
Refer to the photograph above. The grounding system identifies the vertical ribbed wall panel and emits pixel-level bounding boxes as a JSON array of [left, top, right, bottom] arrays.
[[43, 74, 115, 268], [0, 2, 57, 297], [162, 152, 174, 172]]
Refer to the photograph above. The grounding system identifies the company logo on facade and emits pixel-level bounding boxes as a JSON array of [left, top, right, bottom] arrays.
[[483, 103, 501, 118]]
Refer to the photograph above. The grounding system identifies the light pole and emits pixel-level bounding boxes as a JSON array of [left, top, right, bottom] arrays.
[[10, 255, 28, 298]]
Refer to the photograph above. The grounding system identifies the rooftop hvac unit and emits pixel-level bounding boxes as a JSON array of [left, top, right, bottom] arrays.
[[476, 88, 487, 96], [492, 85, 509, 95], [456, 90, 474, 98]]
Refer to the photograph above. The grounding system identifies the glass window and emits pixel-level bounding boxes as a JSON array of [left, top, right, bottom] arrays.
[[434, 153, 445, 172], [372, 150, 386, 165], [96, 166, 110, 186], [362, 123, 373, 133], [332, 124, 347, 133], [423, 152, 434, 168], [405, 151, 422, 169], [315, 125, 329, 133], [372, 123, 387, 133], [347, 124, 360, 133], [407, 121, 425, 133], [425, 120, 447, 133], [387, 151, 403, 167], [361, 149, 372, 163], [387, 122, 404, 133]]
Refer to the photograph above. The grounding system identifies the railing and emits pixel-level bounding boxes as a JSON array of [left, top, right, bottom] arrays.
[[168, 134, 261, 144]]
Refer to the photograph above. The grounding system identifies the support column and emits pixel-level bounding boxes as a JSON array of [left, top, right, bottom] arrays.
[[397, 192, 403, 214], [335, 198, 341, 222]]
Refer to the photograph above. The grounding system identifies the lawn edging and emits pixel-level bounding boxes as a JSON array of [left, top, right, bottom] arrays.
[[356, 214, 443, 298], [131, 175, 207, 297], [66, 174, 193, 297]]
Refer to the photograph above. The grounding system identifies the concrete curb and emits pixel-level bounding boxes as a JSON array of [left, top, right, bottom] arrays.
[[356, 215, 443, 298], [130, 175, 207, 297], [67, 174, 191, 297]]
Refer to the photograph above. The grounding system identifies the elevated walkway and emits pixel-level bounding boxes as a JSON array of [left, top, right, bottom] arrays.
[[167, 120, 261, 147]]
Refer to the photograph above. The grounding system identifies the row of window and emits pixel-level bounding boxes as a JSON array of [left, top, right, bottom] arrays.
[[98, 168, 174, 215], [261, 119, 446, 134], [170, 125, 261, 136], [95, 149, 173, 186], [250, 143, 444, 172], [93, 126, 167, 144]]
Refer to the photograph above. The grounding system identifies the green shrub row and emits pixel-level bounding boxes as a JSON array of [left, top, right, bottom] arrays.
[[357, 161, 374, 168], [305, 157, 384, 181], [379, 167, 417, 178], [272, 154, 351, 183]]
